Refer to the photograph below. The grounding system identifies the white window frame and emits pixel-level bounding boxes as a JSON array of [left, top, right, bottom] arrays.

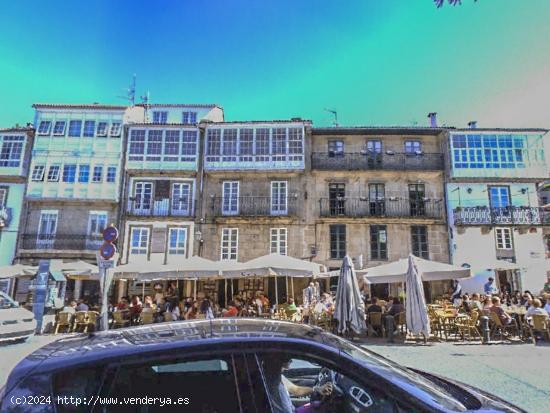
[[37, 210, 58, 248], [495, 228, 513, 250], [87, 211, 108, 249], [0, 188, 7, 208], [37, 120, 52, 135], [182, 111, 198, 124], [52, 120, 67, 136], [271, 181, 288, 215], [47, 165, 61, 182], [130, 227, 150, 255], [68, 120, 82, 137], [134, 181, 153, 213], [0, 136, 24, 167], [152, 111, 168, 124], [83, 120, 96, 137], [110, 122, 122, 137], [270, 228, 288, 255], [31, 165, 46, 181], [168, 227, 187, 255], [171, 182, 192, 216], [106, 166, 117, 183], [92, 165, 103, 183], [96, 122, 108, 137], [222, 181, 239, 216], [221, 228, 238, 260]]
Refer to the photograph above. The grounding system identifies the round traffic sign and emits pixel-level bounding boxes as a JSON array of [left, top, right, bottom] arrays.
[[99, 242, 117, 260], [103, 226, 119, 243]]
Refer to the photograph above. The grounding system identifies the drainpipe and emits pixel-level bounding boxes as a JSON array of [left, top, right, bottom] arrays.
[[197, 123, 207, 257], [116, 125, 130, 265]]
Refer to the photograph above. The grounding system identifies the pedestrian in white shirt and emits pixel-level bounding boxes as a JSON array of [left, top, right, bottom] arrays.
[[544, 297, 550, 315]]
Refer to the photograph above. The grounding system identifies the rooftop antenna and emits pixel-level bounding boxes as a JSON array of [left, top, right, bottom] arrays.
[[140, 91, 151, 122], [117, 74, 136, 105], [324, 108, 339, 127]]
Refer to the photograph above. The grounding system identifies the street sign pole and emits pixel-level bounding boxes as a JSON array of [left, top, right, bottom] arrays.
[[32, 260, 50, 334], [98, 225, 118, 331]]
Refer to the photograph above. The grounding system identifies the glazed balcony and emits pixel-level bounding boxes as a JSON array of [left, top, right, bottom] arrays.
[[453, 206, 548, 226], [311, 152, 444, 171], [209, 196, 298, 217], [319, 197, 444, 219], [20, 234, 104, 251], [127, 198, 196, 217]]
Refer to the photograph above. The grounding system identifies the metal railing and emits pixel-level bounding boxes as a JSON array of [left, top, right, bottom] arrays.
[[209, 196, 298, 217], [453, 206, 548, 225], [311, 152, 444, 171], [319, 197, 443, 219], [127, 198, 195, 217], [20, 234, 104, 251]]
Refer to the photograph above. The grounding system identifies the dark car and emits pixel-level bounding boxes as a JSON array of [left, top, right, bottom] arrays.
[[1, 319, 524, 412]]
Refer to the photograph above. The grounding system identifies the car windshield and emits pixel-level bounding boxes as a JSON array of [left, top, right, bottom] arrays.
[[0, 291, 18, 309], [327, 334, 468, 411]]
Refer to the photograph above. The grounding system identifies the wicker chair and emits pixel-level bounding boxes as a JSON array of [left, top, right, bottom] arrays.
[[489, 311, 519, 340], [367, 312, 384, 337], [455, 311, 481, 341], [112, 311, 130, 329], [55, 312, 73, 334], [140, 311, 154, 325], [395, 312, 406, 335], [528, 314, 550, 344], [72, 311, 89, 332], [85, 311, 98, 333]]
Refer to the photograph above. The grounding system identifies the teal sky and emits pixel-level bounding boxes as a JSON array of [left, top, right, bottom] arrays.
[[1, 0, 549, 128]]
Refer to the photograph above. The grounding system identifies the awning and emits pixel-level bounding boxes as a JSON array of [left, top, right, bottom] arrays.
[[223, 254, 326, 278], [472, 259, 520, 272], [112, 256, 222, 280], [0, 264, 36, 279], [358, 255, 471, 284]]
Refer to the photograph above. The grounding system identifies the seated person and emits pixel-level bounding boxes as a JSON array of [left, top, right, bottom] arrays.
[[470, 294, 483, 311], [387, 297, 404, 316], [366, 297, 383, 314], [286, 298, 297, 311], [222, 301, 238, 317], [489, 297, 513, 326], [63, 300, 77, 314], [76, 299, 89, 312], [526, 298, 549, 319]]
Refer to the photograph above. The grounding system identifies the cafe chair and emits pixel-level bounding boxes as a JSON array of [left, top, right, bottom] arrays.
[[140, 311, 154, 325], [395, 312, 407, 335], [489, 312, 519, 341], [528, 315, 550, 344], [54, 312, 72, 334], [85, 311, 98, 333], [72, 311, 89, 332], [455, 311, 481, 341], [112, 311, 130, 329], [367, 312, 384, 337]]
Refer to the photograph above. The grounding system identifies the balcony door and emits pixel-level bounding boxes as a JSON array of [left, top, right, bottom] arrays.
[[409, 184, 425, 217], [368, 183, 385, 216], [87, 212, 107, 249], [329, 183, 346, 216], [134, 182, 153, 214], [37, 211, 58, 248], [271, 181, 288, 215], [222, 181, 239, 216], [489, 186, 511, 223], [172, 183, 191, 216]]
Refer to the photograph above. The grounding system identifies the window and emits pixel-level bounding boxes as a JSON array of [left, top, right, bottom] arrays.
[[152, 111, 168, 124], [222, 129, 238, 161], [405, 140, 422, 154], [146, 130, 163, 161], [164, 130, 180, 161], [110, 122, 121, 137], [130, 227, 149, 255], [181, 130, 197, 160], [496, 228, 513, 250], [222, 181, 239, 215], [328, 140, 344, 157], [409, 184, 425, 216], [271, 181, 288, 215], [270, 228, 287, 255], [0, 189, 6, 208], [172, 183, 191, 215], [367, 140, 382, 153], [53, 121, 66, 136], [129, 129, 146, 160], [256, 128, 270, 157], [221, 228, 238, 260], [37, 121, 51, 135], [37, 211, 58, 247], [370, 225, 387, 260], [368, 183, 385, 216], [106, 167, 116, 183], [489, 186, 510, 208], [92, 166, 103, 182], [31, 165, 45, 181], [68, 120, 82, 137], [0, 136, 24, 167], [168, 228, 187, 255], [47, 165, 61, 182], [96, 122, 108, 137], [288, 128, 303, 156], [206, 129, 221, 158], [272, 128, 287, 155], [62, 165, 76, 183], [239, 129, 253, 159], [182, 111, 197, 124], [88, 212, 107, 237], [330, 224, 346, 259], [329, 183, 346, 216], [83, 120, 95, 137], [411, 225, 429, 259], [78, 165, 90, 183], [134, 182, 153, 212]]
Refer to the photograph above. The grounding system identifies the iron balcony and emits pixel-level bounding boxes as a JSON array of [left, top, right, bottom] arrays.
[[20, 234, 105, 251], [319, 197, 443, 219], [127, 198, 196, 217], [209, 196, 298, 217], [453, 206, 549, 226], [311, 152, 444, 171]]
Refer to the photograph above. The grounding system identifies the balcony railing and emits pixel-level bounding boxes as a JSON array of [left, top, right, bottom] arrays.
[[319, 198, 443, 219], [127, 198, 196, 217], [0, 207, 12, 228], [311, 152, 444, 171], [209, 196, 298, 217], [453, 206, 548, 225], [20, 234, 104, 251]]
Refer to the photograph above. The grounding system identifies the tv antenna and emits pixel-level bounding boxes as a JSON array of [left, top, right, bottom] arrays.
[[324, 108, 339, 127], [118, 74, 136, 105], [140, 91, 151, 121]]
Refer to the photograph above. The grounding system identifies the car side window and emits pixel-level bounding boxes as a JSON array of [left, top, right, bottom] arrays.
[[52, 366, 105, 412], [105, 355, 242, 412], [256, 353, 401, 413]]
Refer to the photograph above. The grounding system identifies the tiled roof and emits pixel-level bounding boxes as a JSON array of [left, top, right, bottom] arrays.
[[0, 127, 34, 133], [32, 103, 128, 110], [128, 123, 200, 128], [313, 126, 447, 135], [452, 128, 548, 133], [206, 119, 312, 125], [137, 103, 221, 109]]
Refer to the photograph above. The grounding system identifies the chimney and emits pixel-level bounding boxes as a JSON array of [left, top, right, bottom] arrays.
[[428, 112, 437, 127], [468, 121, 477, 129]]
